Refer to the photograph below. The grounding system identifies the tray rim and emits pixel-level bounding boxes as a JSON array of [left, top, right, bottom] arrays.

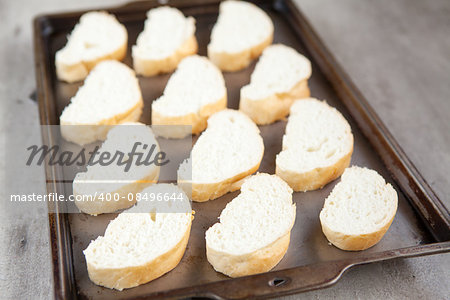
[[32, 0, 450, 299]]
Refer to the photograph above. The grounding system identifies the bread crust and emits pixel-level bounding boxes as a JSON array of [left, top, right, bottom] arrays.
[[240, 79, 310, 125], [56, 41, 127, 83], [60, 96, 143, 145], [186, 161, 260, 202], [276, 144, 353, 192], [133, 35, 198, 77], [86, 218, 192, 290], [208, 33, 273, 72], [206, 232, 290, 277], [320, 212, 396, 251], [151, 94, 227, 139], [74, 164, 159, 215]]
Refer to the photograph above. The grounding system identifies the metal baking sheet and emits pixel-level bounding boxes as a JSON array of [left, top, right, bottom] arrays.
[[33, 0, 450, 298]]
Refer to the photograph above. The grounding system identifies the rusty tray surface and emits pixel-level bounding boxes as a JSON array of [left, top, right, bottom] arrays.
[[33, 0, 450, 299]]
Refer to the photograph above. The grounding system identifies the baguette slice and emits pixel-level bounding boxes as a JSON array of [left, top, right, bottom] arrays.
[[206, 173, 295, 277], [178, 109, 264, 202], [60, 60, 143, 145], [55, 11, 127, 83], [152, 55, 227, 138], [319, 166, 398, 251], [207, 0, 274, 71], [276, 98, 353, 191], [84, 184, 192, 290], [132, 7, 198, 76], [73, 122, 160, 215], [240, 44, 312, 124]]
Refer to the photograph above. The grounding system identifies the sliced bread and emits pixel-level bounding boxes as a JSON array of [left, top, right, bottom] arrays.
[[319, 166, 398, 251], [132, 6, 198, 76], [240, 44, 312, 124], [178, 109, 264, 202], [55, 11, 127, 83], [205, 173, 296, 277], [84, 184, 192, 290], [152, 55, 227, 138], [207, 0, 274, 71], [73, 122, 160, 215], [60, 60, 143, 145], [276, 98, 353, 191]]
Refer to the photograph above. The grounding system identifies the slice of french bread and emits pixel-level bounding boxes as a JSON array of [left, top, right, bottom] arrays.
[[240, 44, 312, 124], [73, 122, 160, 215], [152, 55, 227, 138], [60, 60, 143, 145], [132, 7, 198, 76], [319, 166, 398, 251], [55, 11, 127, 83], [207, 0, 274, 71], [205, 173, 295, 277], [178, 109, 264, 202], [276, 98, 353, 191], [84, 184, 192, 290]]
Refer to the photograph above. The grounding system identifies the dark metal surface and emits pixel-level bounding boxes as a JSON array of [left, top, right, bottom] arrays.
[[33, 0, 450, 299]]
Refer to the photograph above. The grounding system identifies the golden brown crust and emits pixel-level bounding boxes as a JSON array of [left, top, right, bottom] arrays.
[[133, 35, 198, 77], [320, 214, 396, 251], [239, 79, 310, 125], [86, 219, 192, 290], [276, 145, 353, 192], [151, 94, 227, 138], [206, 232, 290, 277], [208, 33, 273, 72], [56, 40, 128, 83]]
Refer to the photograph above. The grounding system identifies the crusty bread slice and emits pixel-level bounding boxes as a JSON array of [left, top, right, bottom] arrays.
[[207, 0, 274, 71], [55, 11, 127, 83], [319, 166, 398, 251], [152, 55, 227, 138], [205, 173, 295, 277], [60, 60, 143, 145], [276, 98, 353, 191], [132, 7, 198, 76], [73, 122, 160, 215], [84, 184, 193, 290], [178, 109, 264, 202], [240, 44, 312, 124]]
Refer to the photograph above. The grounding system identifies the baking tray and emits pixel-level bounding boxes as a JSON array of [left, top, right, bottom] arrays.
[[33, 0, 450, 299]]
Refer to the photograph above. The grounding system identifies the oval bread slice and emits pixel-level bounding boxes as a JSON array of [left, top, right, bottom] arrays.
[[73, 122, 160, 215], [84, 184, 192, 290], [207, 0, 274, 71], [60, 60, 143, 145], [319, 166, 398, 251], [152, 55, 227, 138], [205, 173, 296, 277], [55, 11, 127, 83], [178, 109, 264, 202], [240, 44, 312, 124], [132, 7, 198, 76], [276, 98, 353, 191]]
